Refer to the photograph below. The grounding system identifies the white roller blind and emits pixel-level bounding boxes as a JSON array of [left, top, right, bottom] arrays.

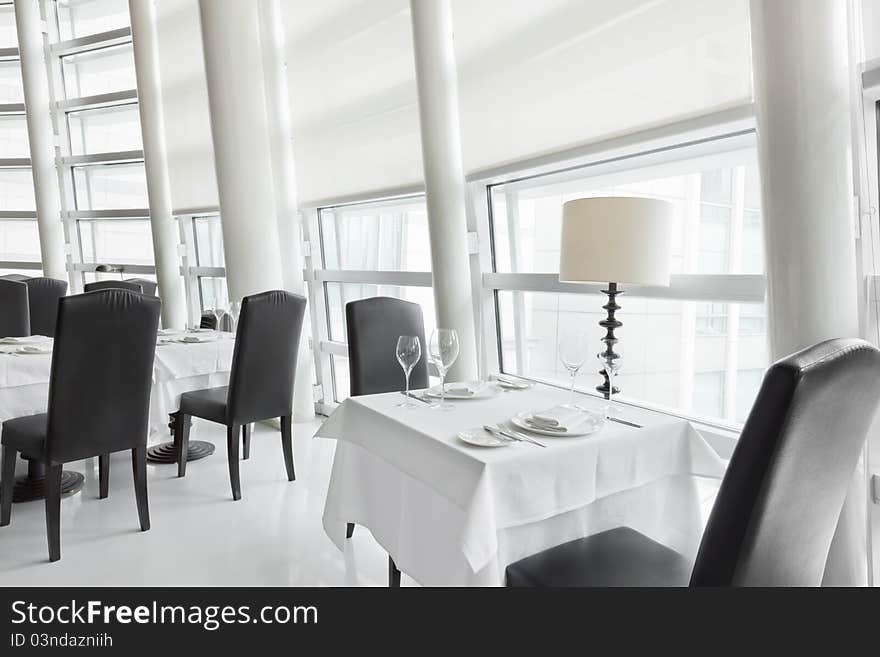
[[154, 0, 218, 214], [285, 0, 753, 205]]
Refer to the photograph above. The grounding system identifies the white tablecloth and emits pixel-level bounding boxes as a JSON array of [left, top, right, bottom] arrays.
[[317, 386, 726, 586], [0, 335, 235, 439]]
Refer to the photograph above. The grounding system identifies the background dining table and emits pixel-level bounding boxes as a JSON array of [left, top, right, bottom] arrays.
[[0, 331, 235, 499], [317, 383, 726, 586], [0, 332, 234, 435]]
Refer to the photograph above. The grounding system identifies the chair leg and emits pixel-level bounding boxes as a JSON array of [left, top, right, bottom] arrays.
[[346, 523, 355, 539], [389, 556, 401, 587], [1, 446, 16, 526], [175, 412, 190, 478], [280, 415, 295, 481], [45, 464, 62, 562], [132, 446, 150, 532], [242, 424, 250, 460], [226, 424, 241, 501], [98, 453, 110, 499]]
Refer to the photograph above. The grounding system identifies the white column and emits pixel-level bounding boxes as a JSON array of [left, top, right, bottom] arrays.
[[750, 0, 862, 585], [129, 0, 186, 328], [14, 0, 66, 281], [410, 0, 478, 381], [198, 0, 283, 301], [258, 0, 314, 421]]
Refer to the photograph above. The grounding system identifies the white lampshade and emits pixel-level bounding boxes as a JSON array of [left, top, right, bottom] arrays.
[[559, 196, 674, 286]]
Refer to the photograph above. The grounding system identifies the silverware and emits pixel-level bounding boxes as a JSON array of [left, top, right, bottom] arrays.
[[484, 424, 546, 448], [399, 390, 431, 405], [606, 416, 642, 429]]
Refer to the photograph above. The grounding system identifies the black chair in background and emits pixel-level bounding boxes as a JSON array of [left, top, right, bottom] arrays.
[[0, 279, 30, 337], [24, 278, 67, 337], [83, 280, 143, 294], [344, 296, 429, 586], [0, 274, 29, 281], [0, 290, 161, 561], [505, 338, 880, 587], [174, 291, 306, 500], [125, 278, 157, 296]]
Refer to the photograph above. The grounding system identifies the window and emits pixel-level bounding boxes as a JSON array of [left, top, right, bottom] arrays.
[[0, 168, 35, 210], [484, 136, 768, 427], [306, 195, 433, 405], [72, 162, 148, 210], [44, 0, 158, 295], [0, 60, 23, 104], [0, 220, 40, 262], [55, 0, 130, 41], [60, 43, 137, 99], [0, 3, 16, 49], [178, 213, 228, 325], [0, 114, 30, 158], [67, 103, 141, 155]]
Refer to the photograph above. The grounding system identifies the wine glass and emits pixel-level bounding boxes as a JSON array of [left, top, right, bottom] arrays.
[[396, 336, 422, 408], [559, 331, 589, 405], [429, 328, 460, 411], [228, 300, 242, 333], [211, 305, 227, 333], [597, 352, 622, 416]]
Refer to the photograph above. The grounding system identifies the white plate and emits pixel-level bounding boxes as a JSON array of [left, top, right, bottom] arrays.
[[457, 428, 509, 448], [510, 410, 604, 437], [424, 381, 497, 400]]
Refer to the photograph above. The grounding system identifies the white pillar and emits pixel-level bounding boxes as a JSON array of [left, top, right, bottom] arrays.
[[14, 0, 66, 282], [198, 0, 283, 301], [129, 0, 186, 328], [258, 0, 314, 421], [410, 0, 478, 381], [750, 0, 863, 585]]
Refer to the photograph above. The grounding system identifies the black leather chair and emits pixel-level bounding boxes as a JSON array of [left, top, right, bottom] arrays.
[[344, 296, 429, 585], [125, 278, 157, 296], [506, 338, 880, 587], [24, 277, 67, 337], [0, 289, 161, 561], [0, 273, 29, 281], [83, 280, 143, 294], [174, 290, 306, 500], [0, 279, 30, 337]]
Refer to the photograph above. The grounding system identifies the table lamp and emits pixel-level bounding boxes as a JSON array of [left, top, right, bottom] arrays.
[[559, 196, 673, 399]]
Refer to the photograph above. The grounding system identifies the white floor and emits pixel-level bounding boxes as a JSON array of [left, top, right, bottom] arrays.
[[0, 418, 394, 586]]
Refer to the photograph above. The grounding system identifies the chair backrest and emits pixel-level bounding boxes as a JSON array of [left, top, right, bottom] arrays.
[[45, 290, 161, 463], [0, 273, 29, 281], [226, 290, 306, 424], [24, 277, 67, 337], [0, 279, 29, 337], [125, 278, 157, 296], [690, 338, 880, 586], [345, 296, 429, 396], [84, 280, 143, 294]]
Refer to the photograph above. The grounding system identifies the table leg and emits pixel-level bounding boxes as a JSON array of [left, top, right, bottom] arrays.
[[12, 458, 84, 504], [145, 412, 215, 464]]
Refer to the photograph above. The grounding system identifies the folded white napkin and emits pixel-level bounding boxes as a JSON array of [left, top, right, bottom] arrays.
[[445, 381, 487, 396], [528, 406, 590, 430], [182, 334, 216, 343], [16, 344, 51, 354], [0, 336, 27, 344], [157, 328, 183, 336]]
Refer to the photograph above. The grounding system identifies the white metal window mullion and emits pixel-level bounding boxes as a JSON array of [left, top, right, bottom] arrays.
[[302, 208, 334, 412], [467, 180, 500, 379]]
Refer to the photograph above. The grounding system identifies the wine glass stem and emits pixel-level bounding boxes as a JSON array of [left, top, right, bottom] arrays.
[[405, 368, 411, 401], [570, 370, 576, 402], [440, 371, 446, 407]]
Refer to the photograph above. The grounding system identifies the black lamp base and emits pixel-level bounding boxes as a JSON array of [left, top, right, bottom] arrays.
[[596, 282, 622, 400]]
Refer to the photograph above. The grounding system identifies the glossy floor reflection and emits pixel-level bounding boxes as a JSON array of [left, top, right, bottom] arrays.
[[0, 419, 392, 586]]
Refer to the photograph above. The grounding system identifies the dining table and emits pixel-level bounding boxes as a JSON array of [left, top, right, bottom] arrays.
[[317, 382, 727, 586], [0, 330, 235, 502]]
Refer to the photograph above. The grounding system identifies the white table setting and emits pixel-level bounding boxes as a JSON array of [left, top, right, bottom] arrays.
[[0, 329, 236, 437], [317, 328, 727, 586]]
